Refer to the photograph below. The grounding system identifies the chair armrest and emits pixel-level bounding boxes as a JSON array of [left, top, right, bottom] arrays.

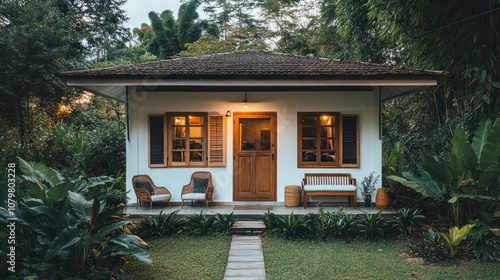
[[181, 184, 193, 195], [205, 182, 214, 201], [154, 186, 170, 195], [134, 188, 152, 200]]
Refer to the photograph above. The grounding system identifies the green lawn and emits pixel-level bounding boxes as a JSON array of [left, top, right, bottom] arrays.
[[262, 237, 500, 280], [118, 235, 232, 280], [119, 235, 500, 280]]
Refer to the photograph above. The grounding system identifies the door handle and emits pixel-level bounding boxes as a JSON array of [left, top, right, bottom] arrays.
[[272, 153, 274, 160]]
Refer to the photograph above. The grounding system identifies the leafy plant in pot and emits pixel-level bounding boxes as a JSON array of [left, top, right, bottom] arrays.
[[361, 172, 380, 207]]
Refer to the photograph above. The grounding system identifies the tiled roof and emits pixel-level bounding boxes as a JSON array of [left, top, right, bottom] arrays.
[[62, 50, 446, 79]]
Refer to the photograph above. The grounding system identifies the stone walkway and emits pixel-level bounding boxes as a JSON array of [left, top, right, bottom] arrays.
[[224, 235, 266, 280]]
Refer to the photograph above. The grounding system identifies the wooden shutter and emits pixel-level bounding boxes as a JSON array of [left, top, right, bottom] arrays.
[[208, 114, 226, 166], [148, 115, 166, 167], [341, 115, 359, 167]]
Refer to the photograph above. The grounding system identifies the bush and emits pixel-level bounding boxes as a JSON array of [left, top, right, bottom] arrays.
[[183, 211, 215, 236], [357, 211, 389, 240], [138, 210, 184, 238], [0, 158, 150, 278], [395, 208, 425, 237]]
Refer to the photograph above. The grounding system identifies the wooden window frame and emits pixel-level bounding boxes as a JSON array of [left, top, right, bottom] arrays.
[[167, 112, 207, 167], [148, 113, 226, 168], [297, 112, 341, 168], [297, 112, 360, 168]]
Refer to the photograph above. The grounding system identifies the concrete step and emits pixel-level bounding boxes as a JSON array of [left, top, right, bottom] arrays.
[[230, 221, 266, 234]]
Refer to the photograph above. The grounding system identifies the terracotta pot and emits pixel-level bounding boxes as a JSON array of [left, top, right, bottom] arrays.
[[375, 188, 391, 209]]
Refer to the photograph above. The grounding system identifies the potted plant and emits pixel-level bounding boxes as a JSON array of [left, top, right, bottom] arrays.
[[361, 171, 380, 207]]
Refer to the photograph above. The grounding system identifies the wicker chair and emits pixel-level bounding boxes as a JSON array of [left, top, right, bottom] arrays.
[[132, 174, 171, 209], [181, 171, 214, 208]]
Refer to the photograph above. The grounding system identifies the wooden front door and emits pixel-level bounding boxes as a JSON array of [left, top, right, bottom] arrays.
[[233, 112, 277, 201]]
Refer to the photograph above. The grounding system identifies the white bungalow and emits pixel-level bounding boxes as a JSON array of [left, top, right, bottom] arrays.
[[63, 51, 445, 207]]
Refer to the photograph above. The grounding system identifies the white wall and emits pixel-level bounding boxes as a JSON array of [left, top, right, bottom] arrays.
[[126, 88, 382, 204]]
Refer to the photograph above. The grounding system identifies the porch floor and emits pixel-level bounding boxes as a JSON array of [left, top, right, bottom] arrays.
[[125, 203, 396, 219]]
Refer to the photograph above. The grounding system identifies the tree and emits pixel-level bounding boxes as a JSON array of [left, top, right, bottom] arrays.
[[0, 0, 130, 165], [56, 0, 130, 61], [135, 0, 217, 59], [0, 0, 84, 154]]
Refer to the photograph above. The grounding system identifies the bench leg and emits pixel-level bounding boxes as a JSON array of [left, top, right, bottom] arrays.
[[303, 193, 307, 209]]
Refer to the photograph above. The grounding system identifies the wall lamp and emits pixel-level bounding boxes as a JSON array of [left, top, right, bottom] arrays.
[[242, 92, 249, 108]]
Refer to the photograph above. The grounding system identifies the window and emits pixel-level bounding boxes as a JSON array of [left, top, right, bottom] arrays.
[[297, 113, 359, 168], [148, 113, 226, 167]]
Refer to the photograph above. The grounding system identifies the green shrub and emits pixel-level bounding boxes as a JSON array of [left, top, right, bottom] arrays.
[[357, 211, 389, 239], [139, 210, 183, 238], [184, 211, 215, 236], [0, 158, 150, 278], [467, 221, 500, 261], [213, 212, 237, 235], [272, 213, 315, 239], [438, 224, 475, 259], [411, 228, 447, 261], [395, 208, 425, 237]]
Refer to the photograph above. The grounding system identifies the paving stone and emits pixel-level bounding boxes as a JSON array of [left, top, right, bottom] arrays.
[[228, 254, 264, 262], [229, 249, 263, 256], [226, 261, 265, 270]]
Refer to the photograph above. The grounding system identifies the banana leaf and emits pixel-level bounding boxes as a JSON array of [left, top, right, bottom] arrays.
[[68, 191, 92, 220], [448, 193, 497, 203], [479, 118, 500, 171], [45, 226, 85, 261]]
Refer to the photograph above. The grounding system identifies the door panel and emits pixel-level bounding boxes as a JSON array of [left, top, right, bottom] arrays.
[[233, 112, 277, 201]]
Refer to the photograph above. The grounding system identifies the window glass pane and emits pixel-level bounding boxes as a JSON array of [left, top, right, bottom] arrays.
[[174, 116, 186, 125], [239, 118, 271, 151], [172, 139, 186, 149], [302, 127, 316, 137], [172, 151, 185, 162], [189, 116, 203, 125], [320, 127, 333, 137], [320, 152, 336, 162], [173, 127, 186, 138], [189, 139, 203, 149], [190, 127, 203, 137], [302, 140, 316, 149], [301, 115, 317, 126], [190, 151, 203, 162], [319, 115, 334, 126], [320, 139, 334, 150], [302, 151, 317, 162]]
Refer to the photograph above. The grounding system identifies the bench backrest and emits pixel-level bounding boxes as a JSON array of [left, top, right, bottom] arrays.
[[303, 173, 354, 185]]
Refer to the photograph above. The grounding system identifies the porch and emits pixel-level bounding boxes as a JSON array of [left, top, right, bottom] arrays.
[[125, 202, 396, 219]]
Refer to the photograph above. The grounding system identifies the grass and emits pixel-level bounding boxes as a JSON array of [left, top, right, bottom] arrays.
[[262, 237, 500, 280], [118, 235, 232, 280], [119, 235, 500, 280]]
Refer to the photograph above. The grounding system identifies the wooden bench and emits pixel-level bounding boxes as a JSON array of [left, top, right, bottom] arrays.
[[302, 173, 357, 209]]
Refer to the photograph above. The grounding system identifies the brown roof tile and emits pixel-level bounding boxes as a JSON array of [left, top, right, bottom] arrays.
[[62, 50, 446, 79]]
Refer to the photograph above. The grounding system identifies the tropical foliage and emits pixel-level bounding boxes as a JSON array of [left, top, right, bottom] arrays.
[[388, 118, 500, 226], [0, 158, 150, 278]]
